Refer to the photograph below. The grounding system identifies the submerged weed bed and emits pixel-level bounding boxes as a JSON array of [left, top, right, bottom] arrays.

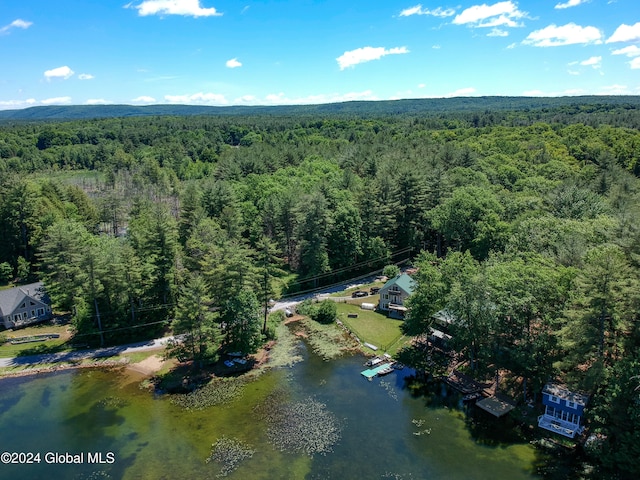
[[254, 389, 342, 456], [171, 377, 247, 410], [207, 436, 256, 478], [298, 318, 358, 361]]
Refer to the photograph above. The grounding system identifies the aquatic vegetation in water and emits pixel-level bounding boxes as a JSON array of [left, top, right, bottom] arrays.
[[382, 473, 414, 479], [206, 436, 256, 478], [379, 379, 398, 401], [254, 390, 342, 456], [267, 322, 304, 368], [299, 318, 358, 361], [411, 418, 431, 436], [98, 396, 127, 408], [77, 471, 112, 480], [171, 377, 246, 410]]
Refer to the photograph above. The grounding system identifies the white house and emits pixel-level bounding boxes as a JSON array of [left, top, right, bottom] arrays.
[[0, 282, 52, 329], [378, 273, 416, 319]]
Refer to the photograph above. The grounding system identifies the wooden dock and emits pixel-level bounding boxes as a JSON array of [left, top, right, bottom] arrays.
[[444, 370, 492, 394]]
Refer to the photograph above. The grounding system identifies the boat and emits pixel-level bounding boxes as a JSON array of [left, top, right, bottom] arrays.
[[365, 357, 384, 368], [361, 362, 395, 379]]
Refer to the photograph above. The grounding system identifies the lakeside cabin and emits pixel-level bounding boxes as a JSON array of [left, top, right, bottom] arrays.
[[0, 282, 52, 330], [538, 383, 589, 439], [378, 273, 416, 319]]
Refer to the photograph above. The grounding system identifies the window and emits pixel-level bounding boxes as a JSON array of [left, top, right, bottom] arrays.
[[31, 310, 35, 317], [22, 312, 28, 319], [567, 401, 577, 409], [14, 314, 20, 321], [549, 395, 560, 403], [37, 308, 44, 316], [384, 294, 388, 300]]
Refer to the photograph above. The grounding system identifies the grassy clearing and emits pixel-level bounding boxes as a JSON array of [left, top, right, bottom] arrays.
[[335, 303, 409, 356], [122, 350, 157, 364], [0, 323, 72, 357]]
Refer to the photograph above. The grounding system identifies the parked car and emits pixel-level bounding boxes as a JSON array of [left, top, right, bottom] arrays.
[[369, 287, 380, 295], [284, 308, 293, 317], [352, 290, 368, 298]]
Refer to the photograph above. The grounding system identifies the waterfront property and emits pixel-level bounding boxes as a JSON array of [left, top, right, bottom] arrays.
[[538, 383, 589, 438], [0, 282, 52, 329], [378, 273, 416, 319]]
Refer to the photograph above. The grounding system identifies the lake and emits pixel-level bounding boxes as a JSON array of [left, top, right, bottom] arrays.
[[0, 341, 541, 479]]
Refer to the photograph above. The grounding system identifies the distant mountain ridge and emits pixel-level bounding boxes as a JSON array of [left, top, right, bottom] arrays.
[[1, 96, 640, 121]]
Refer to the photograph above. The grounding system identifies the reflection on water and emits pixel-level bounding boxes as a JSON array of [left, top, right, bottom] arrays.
[[0, 341, 541, 479]]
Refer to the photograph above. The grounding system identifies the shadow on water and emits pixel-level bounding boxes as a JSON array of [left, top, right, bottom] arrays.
[[0, 386, 26, 414]]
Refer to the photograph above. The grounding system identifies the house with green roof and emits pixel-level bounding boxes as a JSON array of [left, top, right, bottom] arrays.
[[378, 273, 416, 319]]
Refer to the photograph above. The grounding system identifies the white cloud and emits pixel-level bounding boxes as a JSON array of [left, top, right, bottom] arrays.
[[599, 84, 629, 94], [337, 46, 409, 70], [132, 95, 157, 103], [225, 58, 242, 68], [453, 1, 527, 28], [418, 83, 426, 88], [164, 92, 229, 104], [488, 28, 509, 37], [432, 44, 441, 49], [129, 0, 222, 17], [85, 99, 110, 105], [44, 66, 75, 80], [580, 56, 602, 68], [606, 23, 640, 43], [555, 0, 588, 9], [631, 57, 640, 69], [0, 19, 33, 34], [612, 45, 640, 57], [0, 98, 37, 110], [233, 94, 257, 104], [567, 70, 580, 75], [399, 5, 456, 17], [41, 96, 72, 105], [262, 90, 379, 105], [445, 87, 477, 97], [78, 73, 95, 80], [523, 23, 602, 47]]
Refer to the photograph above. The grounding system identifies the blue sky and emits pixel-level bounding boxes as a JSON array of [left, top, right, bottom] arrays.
[[1, 0, 639, 109]]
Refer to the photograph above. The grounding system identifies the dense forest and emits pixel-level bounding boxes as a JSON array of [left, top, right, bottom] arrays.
[[1, 98, 639, 477]]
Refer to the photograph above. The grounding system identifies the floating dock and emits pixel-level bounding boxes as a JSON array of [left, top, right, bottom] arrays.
[[361, 362, 394, 379]]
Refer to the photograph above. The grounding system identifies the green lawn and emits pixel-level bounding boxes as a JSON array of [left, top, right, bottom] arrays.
[[335, 303, 409, 356], [0, 323, 72, 357]]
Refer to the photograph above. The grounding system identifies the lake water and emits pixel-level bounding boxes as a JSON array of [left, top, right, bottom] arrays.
[[0, 341, 541, 479]]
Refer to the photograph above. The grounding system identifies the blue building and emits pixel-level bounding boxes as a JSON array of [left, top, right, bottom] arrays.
[[538, 383, 589, 438]]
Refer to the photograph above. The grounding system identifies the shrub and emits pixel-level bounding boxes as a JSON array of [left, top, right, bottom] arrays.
[[311, 300, 337, 325], [382, 264, 400, 278]]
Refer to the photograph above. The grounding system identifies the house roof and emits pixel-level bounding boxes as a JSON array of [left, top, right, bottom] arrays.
[[380, 273, 416, 295], [0, 282, 48, 316], [543, 383, 589, 406], [477, 395, 516, 417]]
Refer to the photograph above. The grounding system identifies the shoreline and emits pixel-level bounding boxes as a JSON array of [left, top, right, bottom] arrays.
[[0, 358, 130, 380]]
